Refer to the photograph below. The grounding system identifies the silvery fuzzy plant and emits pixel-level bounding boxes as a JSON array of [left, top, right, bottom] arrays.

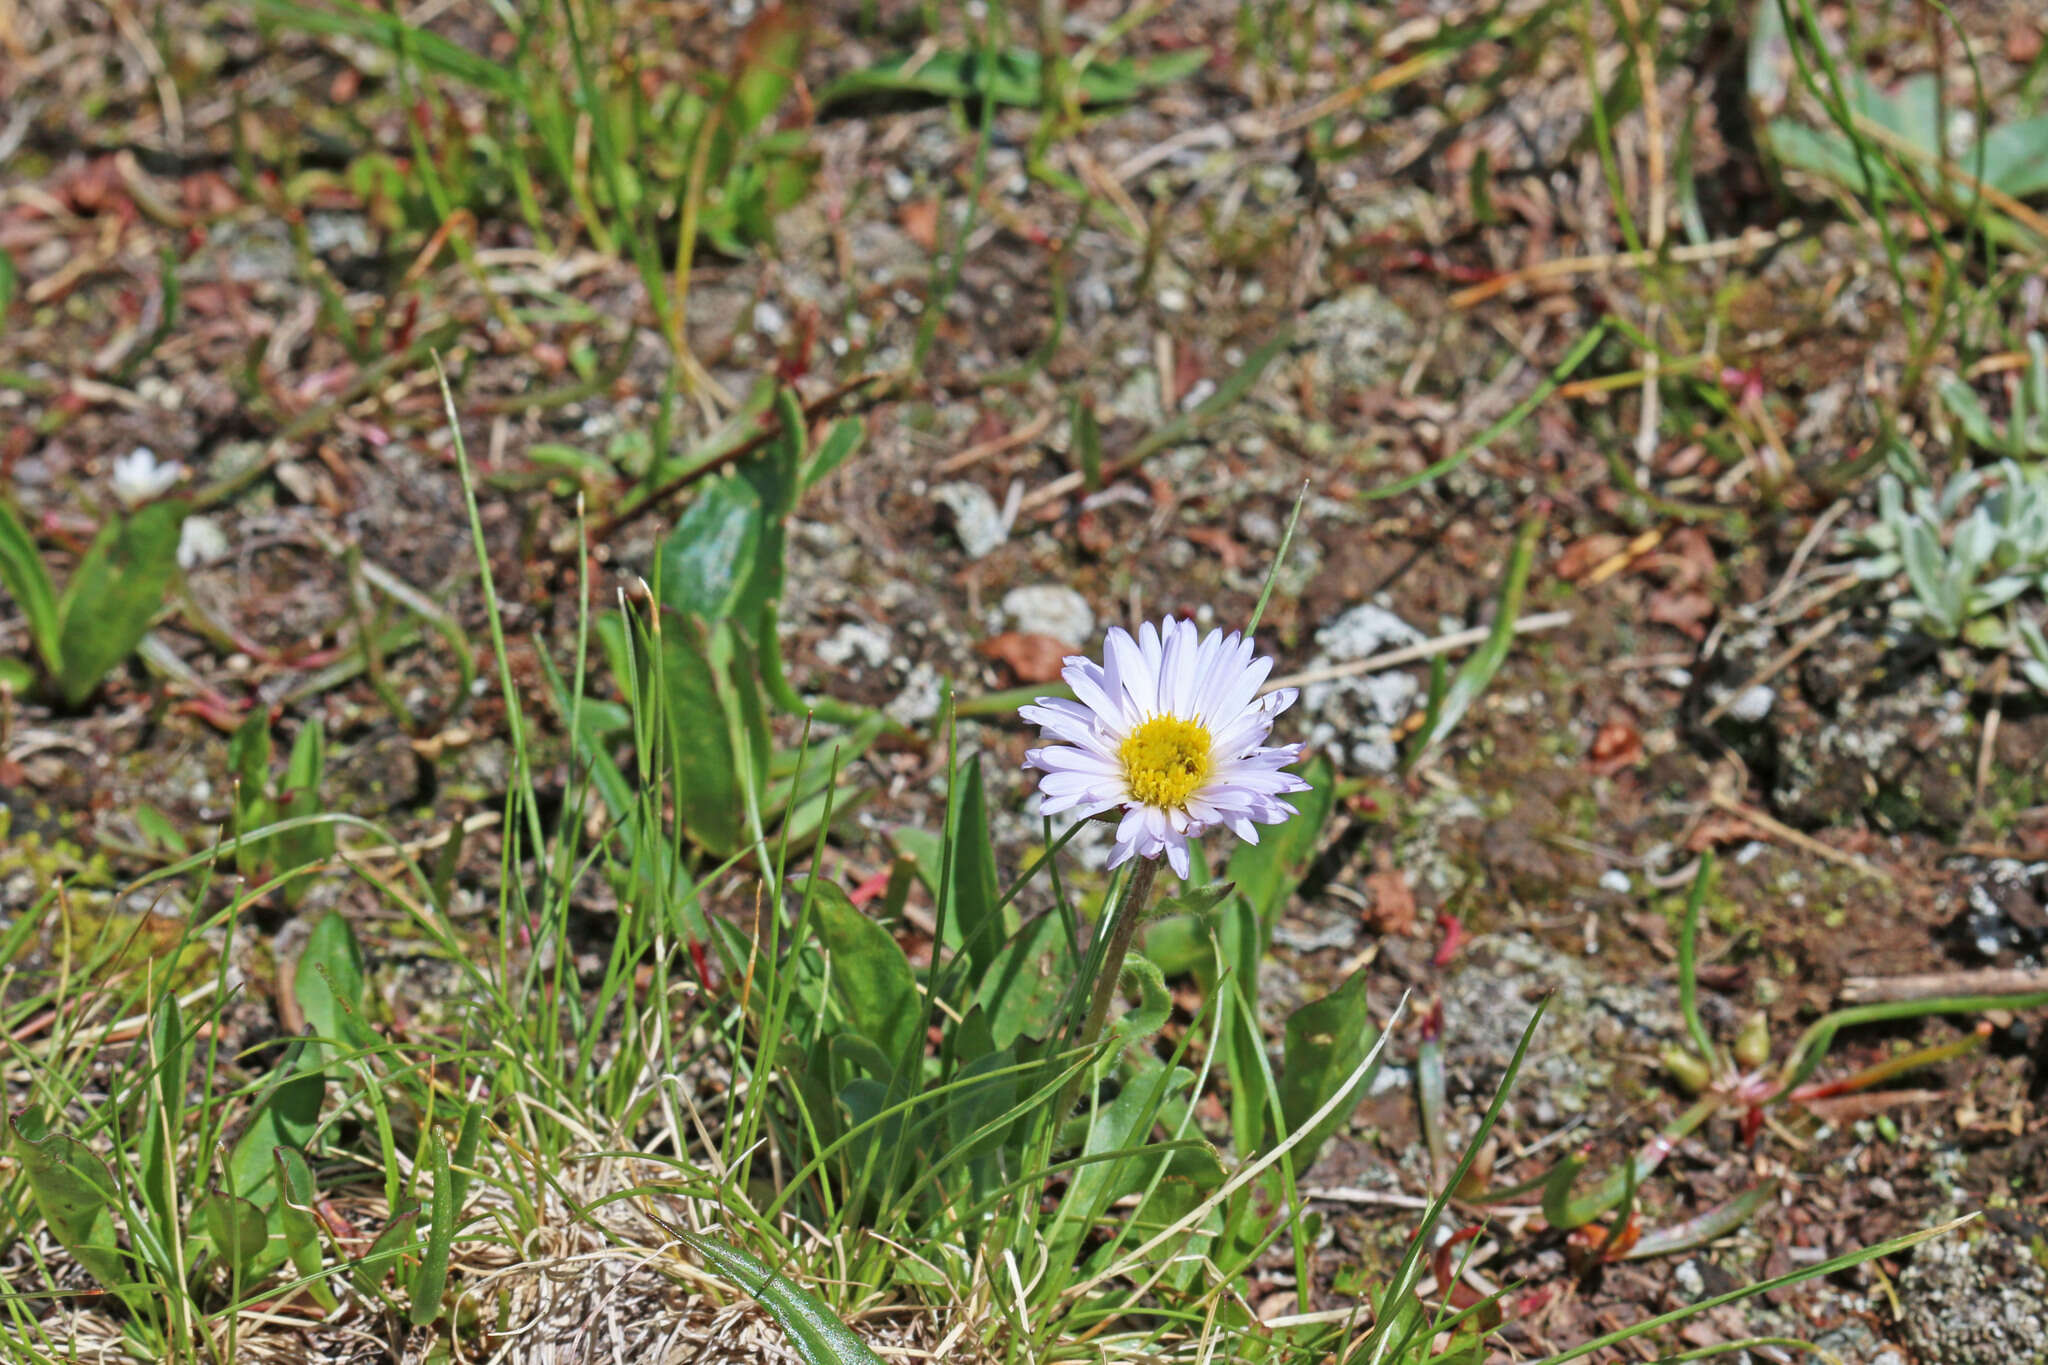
[[1851, 460, 2048, 652]]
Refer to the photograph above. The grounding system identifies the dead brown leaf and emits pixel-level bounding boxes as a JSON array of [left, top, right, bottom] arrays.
[[1362, 859, 1417, 935], [901, 199, 940, 252], [1588, 719, 1644, 776], [1648, 588, 1714, 639], [976, 631, 1070, 683], [1555, 533, 1626, 581], [1685, 810, 1765, 853]]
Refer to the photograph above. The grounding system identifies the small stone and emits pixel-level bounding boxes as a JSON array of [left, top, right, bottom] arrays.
[[932, 482, 1009, 559], [887, 662, 944, 726], [1726, 683, 1776, 722], [816, 621, 894, 670], [1297, 286, 1419, 392], [1316, 604, 1426, 660], [1599, 869, 1633, 893], [1239, 510, 1282, 546], [1673, 1259, 1706, 1301], [177, 515, 229, 569], [1001, 585, 1094, 646], [752, 300, 787, 336]]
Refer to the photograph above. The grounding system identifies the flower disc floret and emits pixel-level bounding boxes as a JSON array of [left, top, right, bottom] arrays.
[[1021, 615, 1311, 878], [1118, 716, 1212, 810]]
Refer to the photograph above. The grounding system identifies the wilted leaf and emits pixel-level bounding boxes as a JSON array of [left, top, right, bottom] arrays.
[[1360, 860, 1416, 935], [975, 630, 1068, 683], [1588, 719, 1644, 776]]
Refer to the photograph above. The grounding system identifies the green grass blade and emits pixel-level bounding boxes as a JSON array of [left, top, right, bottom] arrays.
[[0, 498, 62, 673]]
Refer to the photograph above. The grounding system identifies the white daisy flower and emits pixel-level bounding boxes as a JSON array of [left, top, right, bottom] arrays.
[[110, 446, 185, 507], [1022, 616, 1312, 879]]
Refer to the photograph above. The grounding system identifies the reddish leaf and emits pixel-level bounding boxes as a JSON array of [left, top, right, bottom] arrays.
[[901, 200, 940, 252], [1588, 719, 1643, 776], [976, 631, 1069, 684], [1361, 859, 1417, 935], [1555, 533, 1626, 581], [1647, 589, 1713, 639]]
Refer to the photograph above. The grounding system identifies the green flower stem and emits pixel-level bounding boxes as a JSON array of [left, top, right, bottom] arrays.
[[1053, 856, 1161, 1128]]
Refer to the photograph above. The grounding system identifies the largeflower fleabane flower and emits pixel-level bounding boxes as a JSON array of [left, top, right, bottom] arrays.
[[1023, 616, 1311, 878]]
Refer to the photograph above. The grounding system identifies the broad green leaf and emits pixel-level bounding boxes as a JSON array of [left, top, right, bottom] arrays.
[[198, 1184, 271, 1282], [0, 500, 60, 672], [351, 1198, 419, 1296], [1100, 1144, 1227, 1291], [1981, 115, 2048, 198], [1052, 1059, 1197, 1264], [812, 879, 920, 1064], [734, 388, 807, 629], [667, 1226, 888, 1365], [940, 758, 1005, 982], [729, 8, 808, 135], [1155, 881, 1236, 918], [1938, 373, 1999, 449], [295, 911, 374, 1068], [657, 476, 763, 625], [974, 912, 1076, 1049], [9, 1113, 145, 1312], [802, 418, 864, 491], [228, 1043, 324, 1208], [648, 618, 745, 856], [274, 1147, 339, 1309], [276, 718, 332, 900], [1279, 964, 1382, 1171], [818, 46, 1207, 110], [53, 498, 186, 706]]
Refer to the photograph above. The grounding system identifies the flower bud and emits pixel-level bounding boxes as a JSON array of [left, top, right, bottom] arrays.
[[1662, 1044, 1712, 1095], [1733, 1012, 1772, 1070]]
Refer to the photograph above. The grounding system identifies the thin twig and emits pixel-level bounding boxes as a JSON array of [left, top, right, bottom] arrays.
[[1263, 610, 1573, 694], [1698, 609, 1850, 726]]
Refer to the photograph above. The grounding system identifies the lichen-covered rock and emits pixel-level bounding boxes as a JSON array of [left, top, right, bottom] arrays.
[[1295, 286, 1418, 393], [1701, 619, 1975, 835], [1898, 1228, 2048, 1365]]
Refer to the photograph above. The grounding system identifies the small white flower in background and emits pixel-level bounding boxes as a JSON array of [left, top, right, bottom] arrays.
[[1023, 616, 1311, 879], [109, 447, 185, 507]]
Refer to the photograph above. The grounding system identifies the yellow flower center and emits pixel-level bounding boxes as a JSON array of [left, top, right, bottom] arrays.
[[1118, 715, 1213, 810]]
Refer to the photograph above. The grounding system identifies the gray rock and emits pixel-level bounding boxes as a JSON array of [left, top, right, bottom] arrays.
[[1316, 604, 1426, 661], [1298, 286, 1419, 392], [1001, 585, 1094, 645], [887, 662, 945, 726], [816, 621, 894, 671], [1899, 1228, 2048, 1365], [932, 482, 1009, 559]]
